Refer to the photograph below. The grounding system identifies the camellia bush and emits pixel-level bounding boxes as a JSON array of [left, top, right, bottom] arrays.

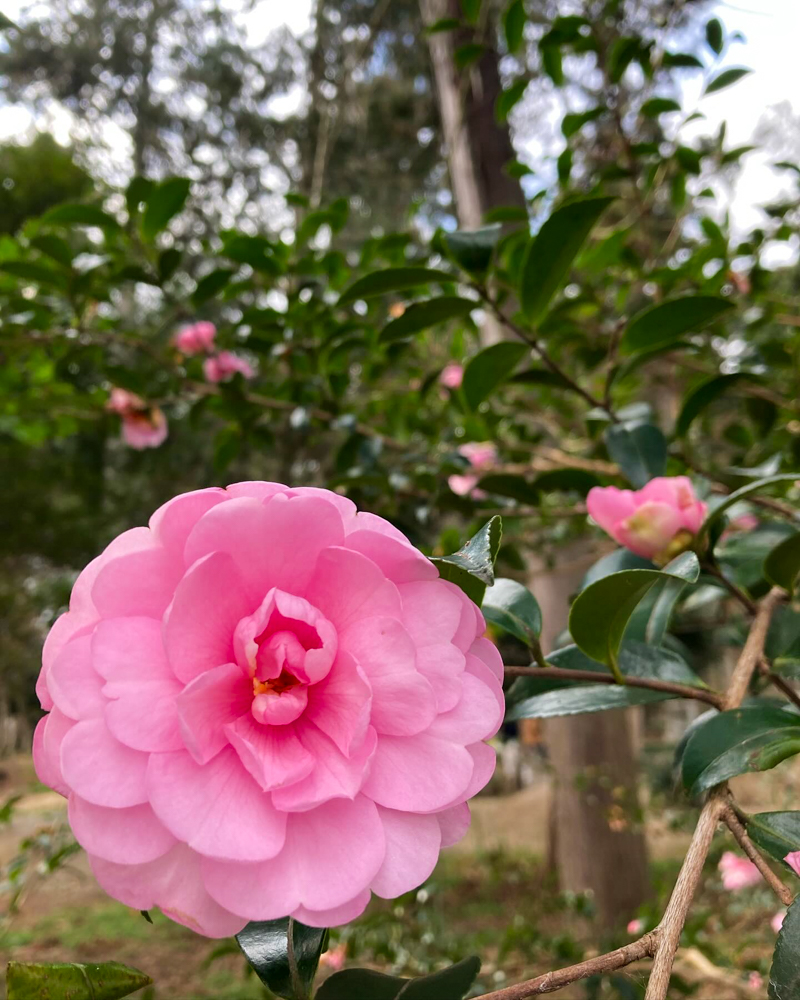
[[4, 4, 800, 1000]]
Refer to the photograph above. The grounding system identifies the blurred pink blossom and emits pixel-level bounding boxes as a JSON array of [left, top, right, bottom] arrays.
[[448, 442, 497, 499], [627, 918, 645, 935], [203, 351, 256, 383], [121, 409, 168, 450], [174, 321, 217, 355], [320, 943, 347, 972], [718, 851, 761, 890], [440, 364, 464, 389], [106, 387, 145, 415], [587, 476, 707, 563], [772, 910, 786, 933], [747, 971, 764, 990]]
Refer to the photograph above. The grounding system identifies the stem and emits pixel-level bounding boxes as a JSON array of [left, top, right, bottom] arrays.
[[503, 666, 724, 708], [286, 918, 306, 1000], [475, 288, 618, 421], [722, 803, 794, 907], [723, 588, 784, 710], [701, 562, 756, 615], [478, 934, 658, 999], [759, 657, 800, 711]]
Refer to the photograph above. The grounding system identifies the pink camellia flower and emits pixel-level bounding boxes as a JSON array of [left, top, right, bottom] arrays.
[[106, 388, 167, 450], [627, 918, 645, 935], [772, 910, 786, 933], [448, 442, 498, 498], [33, 483, 503, 937], [203, 351, 256, 383], [586, 476, 707, 564], [174, 321, 217, 356], [440, 364, 464, 390], [121, 409, 169, 450], [748, 971, 764, 991], [320, 943, 347, 972], [718, 851, 762, 890]]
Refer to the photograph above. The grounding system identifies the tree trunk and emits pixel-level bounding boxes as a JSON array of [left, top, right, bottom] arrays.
[[531, 546, 650, 926]]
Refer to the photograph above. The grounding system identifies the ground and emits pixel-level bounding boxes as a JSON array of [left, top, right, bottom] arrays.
[[0, 753, 793, 999]]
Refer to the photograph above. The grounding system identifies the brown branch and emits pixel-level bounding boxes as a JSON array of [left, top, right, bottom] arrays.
[[504, 666, 724, 709], [723, 587, 784, 709], [722, 803, 794, 907], [759, 657, 800, 711], [478, 934, 657, 999]]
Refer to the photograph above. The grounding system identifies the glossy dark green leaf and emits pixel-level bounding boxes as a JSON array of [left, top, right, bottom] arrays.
[[641, 97, 681, 116], [482, 578, 542, 646], [462, 342, 529, 409], [503, 0, 525, 53], [530, 468, 599, 495], [705, 18, 723, 54], [620, 295, 734, 354], [663, 52, 704, 69], [445, 225, 501, 273], [765, 533, 800, 596], [569, 552, 700, 677], [583, 549, 654, 589], [158, 248, 182, 283], [507, 641, 704, 719], [520, 196, 614, 320], [605, 423, 667, 488], [315, 957, 481, 1000], [704, 67, 751, 95], [0, 262, 68, 289], [338, 267, 454, 305], [496, 79, 528, 122], [125, 176, 153, 215], [30, 234, 73, 267], [380, 296, 475, 343], [6, 961, 151, 1000], [192, 268, 236, 307], [676, 373, 761, 437], [698, 474, 800, 543], [236, 918, 327, 1000], [431, 517, 502, 605], [40, 203, 120, 231], [769, 896, 800, 999], [681, 707, 800, 796], [141, 177, 191, 241], [748, 811, 800, 867]]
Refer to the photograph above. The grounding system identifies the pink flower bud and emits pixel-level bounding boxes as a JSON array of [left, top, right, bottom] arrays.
[[107, 387, 145, 415], [458, 442, 497, 471], [747, 971, 764, 990], [586, 476, 707, 563], [718, 851, 761, 890], [203, 351, 256, 383], [440, 364, 464, 389], [121, 408, 168, 450], [174, 321, 217, 356]]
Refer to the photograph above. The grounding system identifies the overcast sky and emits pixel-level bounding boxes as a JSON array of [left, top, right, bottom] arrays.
[[1, 0, 797, 239]]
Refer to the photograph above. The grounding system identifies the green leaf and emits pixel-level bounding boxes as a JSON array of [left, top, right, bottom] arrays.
[[431, 517, 502, 605], [583, 549, 654, 589], [6, 961, 151, 1000], [561, 107, 603, 138], [663, 52, 704, 69], [541, 43, 563, 85], [338, 267, 454, 306], [427, 17, 461, 33], [454, 43, 485, 69], [605, 423, 667, 488], [141, 177, 191, 241], [530, 468, 599, 495], [30, 234, 73, 267], [765, 533, 800, 596], [641, 97, 681, 116], [460, 0, 481, 25], [698, 474, 799, 543], [705, 67, 751, 96], [504, 0, 525, 53], [507, 641, 704, 719], [520, 196, 614, 320], [40, 203, 120, 231], [569, 552, 700, 678], [380, 296, 475, 343], [158, 248, 182, 283], [496, 79, 528, 122], [315, 957, 481, 1000], [769, 896, 800, 999], [236, 918, 328, 1000], [682, 707, 800, 796], [445, 225, 501, 273], [462, 341, 529, 410], [620, 295, 735, 354], [705, 18, 724, 54], [748, 811, 800, 867], [483, 578, 542, 646], [192, 268, 235, 307], [125, 176, 154, 216], [0, 261, 68, 289], [676, 373, 762, 437]]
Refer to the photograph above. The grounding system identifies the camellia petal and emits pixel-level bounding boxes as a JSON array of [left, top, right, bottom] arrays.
[[68, 796, 177, 864], [371, 808, 442, 899]]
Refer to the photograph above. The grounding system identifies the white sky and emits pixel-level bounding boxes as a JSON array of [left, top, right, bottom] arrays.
[[0, 0, 796, 240]]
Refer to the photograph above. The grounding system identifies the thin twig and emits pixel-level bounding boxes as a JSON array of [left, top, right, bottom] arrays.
[[759, 657, 800, 711], [478, 934, 657, 999], [701, 562, 756, 615], [503, 666, 724, 709], [722, 803, 794, 907]]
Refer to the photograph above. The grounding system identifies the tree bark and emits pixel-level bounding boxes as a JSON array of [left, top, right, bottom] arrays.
[[530, 545, 650, 926]]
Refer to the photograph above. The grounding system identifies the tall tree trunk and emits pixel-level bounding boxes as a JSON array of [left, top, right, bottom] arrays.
[[531, 547, 650, 926]]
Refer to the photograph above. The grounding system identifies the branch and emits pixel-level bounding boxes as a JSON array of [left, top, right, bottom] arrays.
[[722, 803, 794, 907], [478, 934, 657, 999], [759, 657, 800, 711], [701, 562, 756, 615], [503, 666, 724, 709], [723, 588, 784, 710]]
